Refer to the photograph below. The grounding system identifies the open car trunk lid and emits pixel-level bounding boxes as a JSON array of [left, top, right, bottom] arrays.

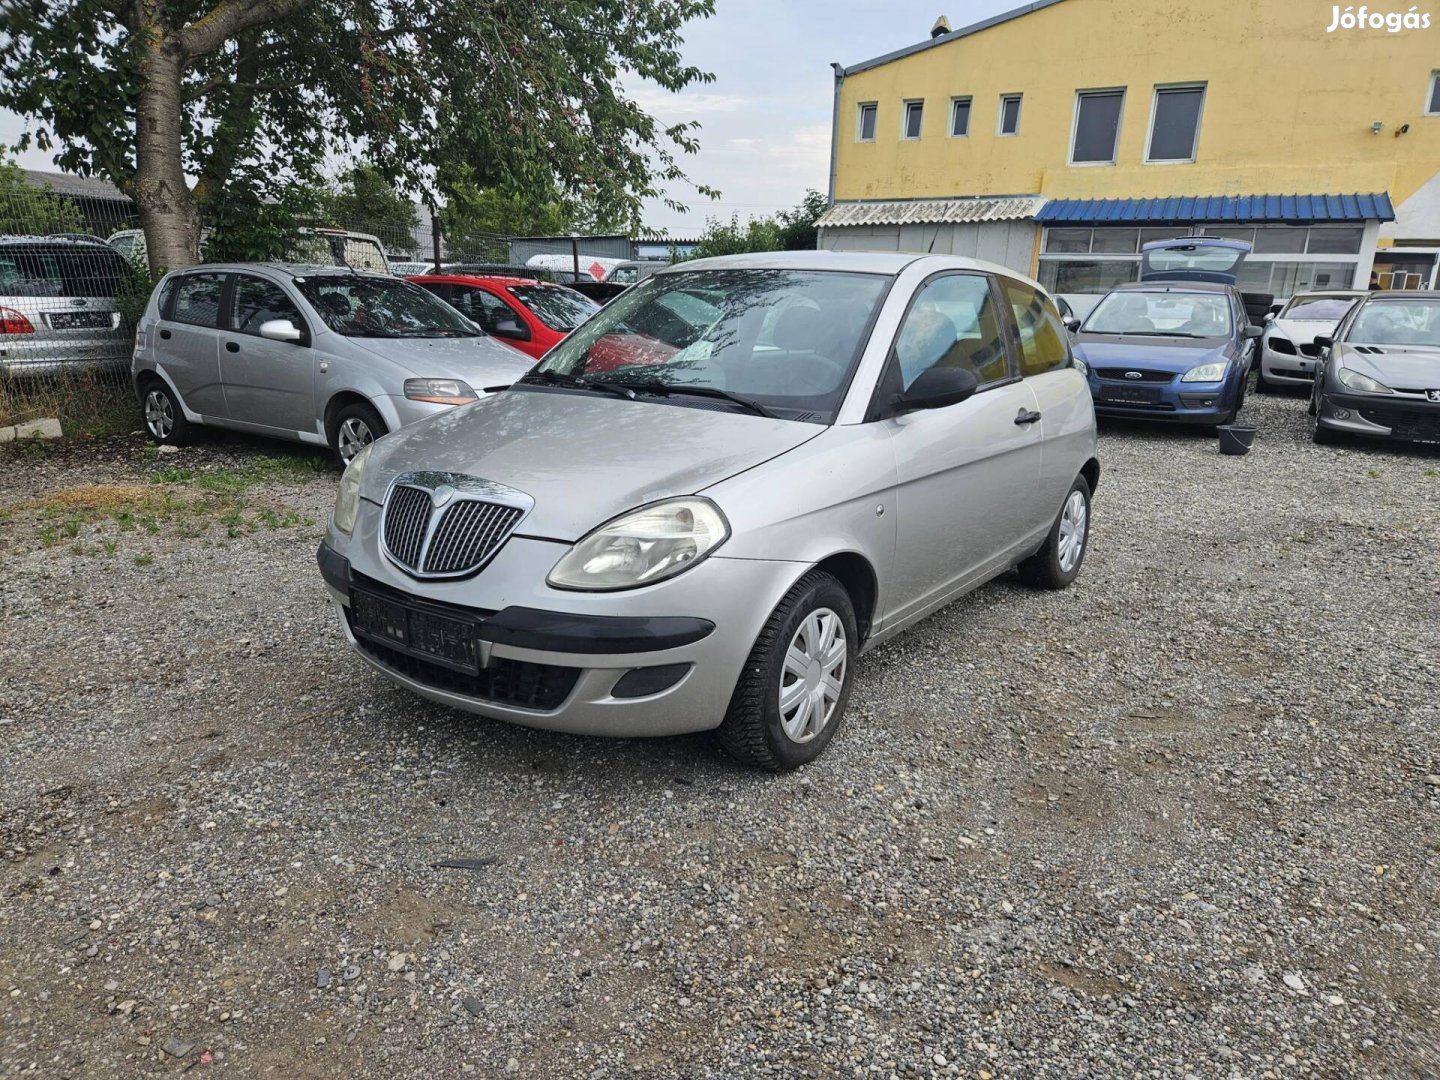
[[1140, 238, 1251, 285]]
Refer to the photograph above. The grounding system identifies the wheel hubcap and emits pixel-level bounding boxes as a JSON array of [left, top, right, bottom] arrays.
[[1057, 490, 1088, 573], [337, 417, 373, 462], [778, 607, 847, 743], [144, 390, 173, 440]]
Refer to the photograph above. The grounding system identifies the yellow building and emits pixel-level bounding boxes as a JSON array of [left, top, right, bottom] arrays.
[[819, 0, 1440, 300]]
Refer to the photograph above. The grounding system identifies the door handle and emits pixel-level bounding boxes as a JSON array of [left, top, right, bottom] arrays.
[[225, 341, 240, 353], [1015, 409, 1042, 426], [159, 329, 171, 340]]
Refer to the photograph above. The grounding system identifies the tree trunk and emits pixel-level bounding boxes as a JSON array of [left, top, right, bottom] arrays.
[[132, 36, 200, 275]]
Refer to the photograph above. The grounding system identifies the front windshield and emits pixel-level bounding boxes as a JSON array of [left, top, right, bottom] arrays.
[[295, 275, 479, 338], [528, 269, 890, 422], [1346, 298, 1440, 347], [1282, 295, 1359, 321], [509, 284, 598, 332], [1083, 290, 1233, 338]]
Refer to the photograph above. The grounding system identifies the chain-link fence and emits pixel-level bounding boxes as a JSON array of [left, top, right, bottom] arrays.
[[0, 178, 144, 436]]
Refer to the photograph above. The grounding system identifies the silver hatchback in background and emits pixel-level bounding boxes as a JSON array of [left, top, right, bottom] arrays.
[[318, 251, 1100, 770], [131, 264, 535, 463], [0, 235, 133, 376]]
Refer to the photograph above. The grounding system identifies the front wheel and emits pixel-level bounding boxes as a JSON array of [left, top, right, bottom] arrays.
[[1254, 364, 1273, 394], [331, 401, 387, 465], [1018, 476, 1091, 590], [716, 571, 857, 771]]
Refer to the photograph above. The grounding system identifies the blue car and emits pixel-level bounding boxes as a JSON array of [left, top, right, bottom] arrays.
[[1071, 239, 1263, 427]]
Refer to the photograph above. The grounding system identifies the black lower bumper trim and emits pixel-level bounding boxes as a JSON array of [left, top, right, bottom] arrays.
[[481, 608, 714, 654], [317, 541, 350, 594]]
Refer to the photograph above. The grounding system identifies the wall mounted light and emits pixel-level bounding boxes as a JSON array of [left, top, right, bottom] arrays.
[[1371, 121, 1384, 134]]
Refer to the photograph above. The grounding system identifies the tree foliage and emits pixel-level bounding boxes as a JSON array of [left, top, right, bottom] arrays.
[[0, 161, 86, 234], [323, 165, 419, 238], [0, 0, 718, 272], [688, 190, 827, 259]]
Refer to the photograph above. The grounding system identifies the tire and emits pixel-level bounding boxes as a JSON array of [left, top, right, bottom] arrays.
[[1307, 386, 1320, 417], [331, 401, 387, 465], [1312, 419, 1344, 445], [1254, 363, 1273, 394], [1018, 475, 1091, 591], [140, 378, 195, 447], [716, 571, 857, 771]]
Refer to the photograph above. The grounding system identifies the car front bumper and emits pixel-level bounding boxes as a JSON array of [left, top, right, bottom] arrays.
[[1316, 391, 1440, 443], [1260, 346, 1319, 384], [317, 521, 806, 738], [1087, 375, 1238, 423]]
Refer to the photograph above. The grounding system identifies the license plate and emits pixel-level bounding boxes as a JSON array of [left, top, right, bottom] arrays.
[[1099, 386, 1160, 405], [350, 589, 480, 672], [47, 311, 112, 330]]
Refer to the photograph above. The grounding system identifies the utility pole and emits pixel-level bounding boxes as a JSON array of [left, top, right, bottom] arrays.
[[570, 235, 580, 281]]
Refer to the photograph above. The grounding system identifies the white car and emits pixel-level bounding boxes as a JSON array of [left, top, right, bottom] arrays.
[[1256, 291, 1364, 392]]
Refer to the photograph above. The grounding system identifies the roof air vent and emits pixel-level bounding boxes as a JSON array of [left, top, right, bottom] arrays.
[[931, 15, 951, 37]]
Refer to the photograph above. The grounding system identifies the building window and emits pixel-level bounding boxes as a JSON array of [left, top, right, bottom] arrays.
[[950, 97, 972, 137], [1071, 89, 1125, 165], [857, 102, 877, 142], [1146, 85, 1205, 162], [1428, 72, 1440, 115], [902, 100, 924, 140], [998, 94, 1022, 136]]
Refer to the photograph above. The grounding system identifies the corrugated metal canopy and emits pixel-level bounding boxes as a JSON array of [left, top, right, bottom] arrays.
[[1036, 193, 1395, 225], [818, 197, 1044, 228]]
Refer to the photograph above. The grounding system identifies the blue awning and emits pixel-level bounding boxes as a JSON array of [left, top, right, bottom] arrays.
[[1036, 193, 1394, 225]]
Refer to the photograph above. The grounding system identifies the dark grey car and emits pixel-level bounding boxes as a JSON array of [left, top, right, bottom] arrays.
[[1310, 291, 1440, 446]]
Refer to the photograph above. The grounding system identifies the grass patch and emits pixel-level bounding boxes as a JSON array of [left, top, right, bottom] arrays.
[[0, 368, 135, 439], [148, 453, 331, 496], [133, 553, 154, 567]]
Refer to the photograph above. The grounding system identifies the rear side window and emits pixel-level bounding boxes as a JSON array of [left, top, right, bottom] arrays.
[[446, 286, 514, 332], [170, 273, 227, 328], [231, 275, 304, 336], [0, 244, 128, 297], [1001, 279, 1071, 376]]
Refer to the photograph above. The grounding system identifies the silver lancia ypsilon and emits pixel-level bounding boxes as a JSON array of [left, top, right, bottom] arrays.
[[317, 252, 1099, 769]]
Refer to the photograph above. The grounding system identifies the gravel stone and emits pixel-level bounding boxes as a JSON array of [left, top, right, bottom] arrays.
[[1, 397, 1438, 1078]]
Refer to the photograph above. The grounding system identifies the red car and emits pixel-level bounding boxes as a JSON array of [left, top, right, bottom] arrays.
[[409, 275, 600, 360]]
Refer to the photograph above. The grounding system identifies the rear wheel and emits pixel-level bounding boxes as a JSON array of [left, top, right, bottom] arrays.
[[716, 571, 857, 771], [331, 401, 387, 465], [140, 379, 195, 447], [1018, 476, 1090, 590]]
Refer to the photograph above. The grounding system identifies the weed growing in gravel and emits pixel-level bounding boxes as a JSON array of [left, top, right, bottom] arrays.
[[133, 553, 154, 567]]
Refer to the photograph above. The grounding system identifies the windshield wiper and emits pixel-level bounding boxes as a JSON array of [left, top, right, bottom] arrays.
[[619, 380, 777, 419], [1102, 330, 1209, 338], [520, 369, 643, 401]]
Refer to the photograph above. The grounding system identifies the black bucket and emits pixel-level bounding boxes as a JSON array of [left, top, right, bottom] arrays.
[[1217, 424, 1257, 456]]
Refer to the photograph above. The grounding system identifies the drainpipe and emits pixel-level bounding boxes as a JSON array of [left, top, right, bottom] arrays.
[[828, 62, 844, 207]]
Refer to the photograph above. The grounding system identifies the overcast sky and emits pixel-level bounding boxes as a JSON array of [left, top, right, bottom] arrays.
[[0, 1, 1019, 236]]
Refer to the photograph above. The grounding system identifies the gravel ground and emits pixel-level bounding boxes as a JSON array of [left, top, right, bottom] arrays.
[[1, 389, 1437, 1080]]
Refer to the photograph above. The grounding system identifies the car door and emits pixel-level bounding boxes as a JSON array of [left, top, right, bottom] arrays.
[[999, 276, 1092, 532], [217, 272, 316, 434], [881, 272, 1044, 623], [154, 272, 229, 418]]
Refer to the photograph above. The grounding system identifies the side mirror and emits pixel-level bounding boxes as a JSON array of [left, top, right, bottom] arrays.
[[259, 318, 303, 343], [1243, 325, 1263, 340], [492, 317, 531, 341], [892, 366, 979, 414], [1065, 317, 1082, 333], [1314, 334, 1334, 349]]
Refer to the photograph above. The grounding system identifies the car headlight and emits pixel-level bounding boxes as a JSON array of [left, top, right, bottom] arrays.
[[1266, 333, 1297, 355], [332, 442, 372, 536], [404, 378, 477, 405], [1336, 367, 1392, 394], [547, 497, 729, 591], [1180, 361, 1229, 383]]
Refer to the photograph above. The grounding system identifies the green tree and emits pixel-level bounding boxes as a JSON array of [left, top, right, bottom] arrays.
[[323, 165, 419, 251], [0, 160, 85, 234], [775, 189, 828, 251], [689, 213, 781, 259], [0, 0, 717, 275]]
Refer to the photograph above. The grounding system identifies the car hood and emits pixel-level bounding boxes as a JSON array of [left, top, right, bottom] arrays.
[[1335, 344, 1440, 386], [360, 388, 823, 541], [343, 334, 535, 388], [1073, 337, 1231, 373], [1271, 317, 1338, 342]]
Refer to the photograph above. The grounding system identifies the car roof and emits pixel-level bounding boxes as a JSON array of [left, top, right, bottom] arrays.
[[1289, 290, 1366, 298], [1109, 280, 1234, 294], [658, 249, 1048, 291], [1359, 290, 1440, 300], [174, 262, 395, 279], [411, 274, 547, 288], [0, 234, 118, 249]]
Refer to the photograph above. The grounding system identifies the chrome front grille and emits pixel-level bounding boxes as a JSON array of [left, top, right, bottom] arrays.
[[379, 473, 532, 580]]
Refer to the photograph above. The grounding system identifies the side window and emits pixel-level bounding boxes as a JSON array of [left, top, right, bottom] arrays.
[[155, 276, 179, 319], [170, 273, 226, 328], [231, 275, 305, 336], [457, 287, 514, 332], [1001, 279, 1071, 377], [894, 273, 1009, 390]]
